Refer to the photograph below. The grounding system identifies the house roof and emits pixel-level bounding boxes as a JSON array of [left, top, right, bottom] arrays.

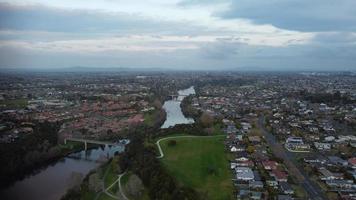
[[235, 167, 255, 180], [348, 157, 356, 166], [262, 160, 278, 169], [278, 195, 293, 200], [279, 182, 293, 191], [271, 169, 288, 180]]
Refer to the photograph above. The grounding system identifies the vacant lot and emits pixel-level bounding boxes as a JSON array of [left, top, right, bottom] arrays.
[[160, 136, 233, 200]]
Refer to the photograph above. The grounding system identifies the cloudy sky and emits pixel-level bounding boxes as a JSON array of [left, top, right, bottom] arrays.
[[0, 0, 355, 71]]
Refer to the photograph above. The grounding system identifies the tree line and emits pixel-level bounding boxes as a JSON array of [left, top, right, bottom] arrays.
[[0, 121, 62, 188]]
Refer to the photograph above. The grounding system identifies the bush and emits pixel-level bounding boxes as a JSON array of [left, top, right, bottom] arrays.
[[168, 140, 177, 147]]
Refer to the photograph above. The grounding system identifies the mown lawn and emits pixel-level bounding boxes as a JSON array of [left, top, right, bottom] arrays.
[[0, 99, 28, 109], [160, 136, 233, 200]]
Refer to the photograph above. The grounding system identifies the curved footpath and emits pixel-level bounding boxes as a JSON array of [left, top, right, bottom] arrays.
[[117, 172, 129, 200], [155, 135, 225, 159], [95, 171, 128, 200]]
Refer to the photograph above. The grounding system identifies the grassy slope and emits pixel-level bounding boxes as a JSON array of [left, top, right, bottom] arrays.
[[160, 136, 233, 200]]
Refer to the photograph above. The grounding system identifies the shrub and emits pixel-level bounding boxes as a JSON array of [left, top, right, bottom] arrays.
[[168, 140, 177, 147]]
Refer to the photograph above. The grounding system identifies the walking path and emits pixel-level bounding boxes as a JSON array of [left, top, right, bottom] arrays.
[[155, 135, 225, 158], [117, 172, 129, 200], [95, 169, 129, 200]]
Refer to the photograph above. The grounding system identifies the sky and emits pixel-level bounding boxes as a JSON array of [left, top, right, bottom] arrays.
[[0, 0, 355, 71]]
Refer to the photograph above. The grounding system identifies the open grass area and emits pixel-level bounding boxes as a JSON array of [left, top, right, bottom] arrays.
[[104, 164, 116, 188], [292, 185, 307, 199], [144, 112, 154, 126], [0, 99, 28, 109], [212, 123, 224, 135], [97, 193, 116, 200], [160, 136, 233, 200]]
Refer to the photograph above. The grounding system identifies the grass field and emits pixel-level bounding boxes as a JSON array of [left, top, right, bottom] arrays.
[[160, 136, 233, 200], [0, 99, 28, 109]]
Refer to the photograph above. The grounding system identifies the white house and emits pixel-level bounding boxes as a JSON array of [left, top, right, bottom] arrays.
[[314, 142, 331, 150]]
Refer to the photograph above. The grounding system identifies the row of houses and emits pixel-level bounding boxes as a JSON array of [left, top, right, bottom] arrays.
[[223, 119, 298, 200]]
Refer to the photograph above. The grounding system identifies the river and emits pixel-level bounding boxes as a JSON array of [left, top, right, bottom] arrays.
[[0, 145, 124, 200], [161, 86, 195, 128]]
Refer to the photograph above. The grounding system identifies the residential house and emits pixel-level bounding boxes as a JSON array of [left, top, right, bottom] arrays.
[[279, 182, 294, 195], [270, 170, 288, 182], [262, 160, 278, 170], [328, 156, 348, 167], [319, 168, 344, 180], [325, 180, 354, 189], [314, 142, 331, 151], [348, 157, 356, 169], [235, 167, 255, 181], [278, 195, 294, 200]]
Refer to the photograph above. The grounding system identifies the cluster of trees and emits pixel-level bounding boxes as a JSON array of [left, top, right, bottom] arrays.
[[119, 133, 200, 200], [124, 174, 145, 198], [180, 95, 201, 120], [0, 121, 61, 188], [301, 90, 355, 104]]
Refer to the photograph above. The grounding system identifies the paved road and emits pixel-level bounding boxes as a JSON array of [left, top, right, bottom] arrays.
[[258, 116, 326, 200], [155, 135, 225, 158]]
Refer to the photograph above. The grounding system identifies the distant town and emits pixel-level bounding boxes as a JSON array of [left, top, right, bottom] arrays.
[[0, 71, 355, 200]]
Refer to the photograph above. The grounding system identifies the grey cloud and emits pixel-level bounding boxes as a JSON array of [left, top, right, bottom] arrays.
[[0, 3, 200, 34], [217, 0, 356, 32], [199, 41, 239, 59], [1, 39, 356, 71], [312, 32, 356, 44], [178, 0, 229, 6]]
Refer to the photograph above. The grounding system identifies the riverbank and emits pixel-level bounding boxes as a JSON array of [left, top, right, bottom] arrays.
[[0, 140, 95, 190], [0, 143, 124, 200]]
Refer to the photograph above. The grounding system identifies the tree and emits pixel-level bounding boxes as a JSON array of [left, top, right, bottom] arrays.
[[124, 174, 144, 198], [200, 112, 214, 127], [153, 99, 162, 109], [112, 157, 122, 174], [247, 145, 255, 154], [168, 140, 177, 147], [67, 172, 83, 191], [88, 173, 101, 192]]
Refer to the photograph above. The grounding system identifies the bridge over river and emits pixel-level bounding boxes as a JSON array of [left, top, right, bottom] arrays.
[[64, 138, 126, 150], [168, 94, 188, 101]]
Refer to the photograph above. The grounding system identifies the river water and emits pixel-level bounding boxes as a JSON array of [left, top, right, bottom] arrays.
[[161, 86, 195, 128], [0, 145, 124, 200]]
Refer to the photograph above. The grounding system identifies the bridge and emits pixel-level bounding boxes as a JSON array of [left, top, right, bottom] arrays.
[[64, 138, 121, 150], [168, 94, 188, 101]]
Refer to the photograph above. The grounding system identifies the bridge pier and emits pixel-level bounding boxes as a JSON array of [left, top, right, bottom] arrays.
[[84, 141, 87, 151]]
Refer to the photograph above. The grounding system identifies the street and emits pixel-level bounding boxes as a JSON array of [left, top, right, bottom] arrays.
[[258, 116, 327, 200]]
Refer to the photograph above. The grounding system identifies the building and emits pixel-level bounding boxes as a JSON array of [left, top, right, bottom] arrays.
[[262, 160, 278, 170], [314, 142, 331, 150], [270, 170, 288, 182], [235, 167, 255, 181], [279, 182, 294, 195]]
